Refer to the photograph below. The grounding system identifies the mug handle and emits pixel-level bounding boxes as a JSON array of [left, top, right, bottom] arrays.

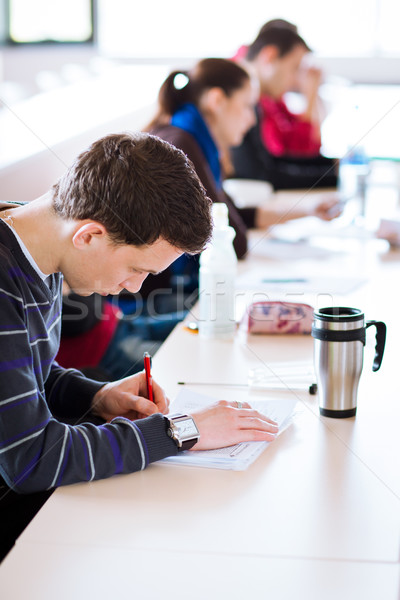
[[366, 321, 386, 372]]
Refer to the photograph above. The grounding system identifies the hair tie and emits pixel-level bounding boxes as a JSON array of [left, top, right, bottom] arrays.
[[173, 72, 190, 90]]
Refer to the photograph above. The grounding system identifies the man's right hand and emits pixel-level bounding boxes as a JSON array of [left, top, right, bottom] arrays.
[[189, 401, 278, 451]]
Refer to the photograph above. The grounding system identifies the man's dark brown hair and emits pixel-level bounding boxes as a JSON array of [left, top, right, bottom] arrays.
[[52, 132, 212, 253], [246, 27, 310, 61]]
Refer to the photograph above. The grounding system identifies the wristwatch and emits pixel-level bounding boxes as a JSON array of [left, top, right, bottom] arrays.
[[165, 414, 200, 451]]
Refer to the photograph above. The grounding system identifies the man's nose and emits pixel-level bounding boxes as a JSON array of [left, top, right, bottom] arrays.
[[122, 273, 149, 294]]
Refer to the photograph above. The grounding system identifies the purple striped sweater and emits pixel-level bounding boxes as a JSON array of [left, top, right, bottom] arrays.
[[0, 221, 177, 494]]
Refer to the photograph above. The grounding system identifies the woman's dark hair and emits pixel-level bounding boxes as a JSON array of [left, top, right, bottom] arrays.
[[145, 58, 250, 130], [246, 27, 310, 61]]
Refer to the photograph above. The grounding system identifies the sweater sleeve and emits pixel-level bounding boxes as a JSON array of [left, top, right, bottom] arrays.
[[151, 126, 249, 259], [1, 358, 178, 493], [0, 257, 178, 495], [45, 363, 105, 418]]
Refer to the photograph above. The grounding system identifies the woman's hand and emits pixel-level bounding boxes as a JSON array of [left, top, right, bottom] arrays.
[[312, 193, 344, 221]]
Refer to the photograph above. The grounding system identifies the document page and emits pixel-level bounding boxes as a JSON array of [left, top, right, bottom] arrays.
[[236, 268, 367, 294], [162, 389, 297, 471]]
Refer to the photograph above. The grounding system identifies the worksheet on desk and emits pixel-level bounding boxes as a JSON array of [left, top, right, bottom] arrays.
[[236, 268, 367, 294], [162, 389, 297, 471]]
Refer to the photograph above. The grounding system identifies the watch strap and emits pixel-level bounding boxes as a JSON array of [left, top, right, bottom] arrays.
[[180, 437, 198, 451]]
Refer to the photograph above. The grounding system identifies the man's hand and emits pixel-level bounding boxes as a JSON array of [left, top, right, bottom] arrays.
[[312, 193, 344, 221], [299, 65, 323, 104], [91, 372, 169, 422], [190, 400, 279, 451]]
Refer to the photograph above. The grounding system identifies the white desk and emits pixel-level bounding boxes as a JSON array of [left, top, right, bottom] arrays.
[[1, 226, 400, 599]]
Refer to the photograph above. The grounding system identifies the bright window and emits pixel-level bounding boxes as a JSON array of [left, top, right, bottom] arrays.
[[7, 0, 94, 44]]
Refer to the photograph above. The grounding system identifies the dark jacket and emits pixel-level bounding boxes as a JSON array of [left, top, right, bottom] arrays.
[[151, 124, 256, 259], [231, 110, 338, 191]]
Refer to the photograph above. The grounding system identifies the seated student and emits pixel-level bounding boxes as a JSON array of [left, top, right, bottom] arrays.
[[231, 23, 338, 189], [0, 132, 279, 561], [57, 284, 187, 381], [145, 57, 341, 262]]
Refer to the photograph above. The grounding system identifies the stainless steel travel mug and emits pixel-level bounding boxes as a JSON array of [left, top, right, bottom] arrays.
[[312, 307, 386, 418]]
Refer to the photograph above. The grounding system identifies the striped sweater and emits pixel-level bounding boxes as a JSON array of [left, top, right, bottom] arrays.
[[0, 221, 177, 493]]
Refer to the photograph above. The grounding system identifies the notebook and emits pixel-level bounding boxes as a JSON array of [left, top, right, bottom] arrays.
[[162, 389, 297, 471]]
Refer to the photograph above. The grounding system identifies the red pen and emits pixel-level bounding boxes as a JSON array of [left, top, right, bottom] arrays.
[[143, 352, 154, 402]]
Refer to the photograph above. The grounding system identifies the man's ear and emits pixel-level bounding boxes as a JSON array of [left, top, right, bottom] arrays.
[[258, 45, 280, 64], [71, 222, 108, 249]]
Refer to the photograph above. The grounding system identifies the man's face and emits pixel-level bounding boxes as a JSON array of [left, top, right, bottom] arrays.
[[259, 44, 308, 99], [63, 234, 183, 297]]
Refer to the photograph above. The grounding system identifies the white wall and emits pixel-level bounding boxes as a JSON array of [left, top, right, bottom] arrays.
[[1, 43, 400, 203], [0, 104, 155, 202], [0, 63, 167, 202]]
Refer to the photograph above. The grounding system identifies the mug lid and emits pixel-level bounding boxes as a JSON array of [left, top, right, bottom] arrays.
[[314, 307, 364, 322]]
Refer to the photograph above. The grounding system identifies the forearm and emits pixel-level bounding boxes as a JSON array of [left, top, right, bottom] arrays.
[[1, 407, 177, 494], [45, 363, 105, 420], [255, 203, 308, 230], [302, 90, 320, 124]]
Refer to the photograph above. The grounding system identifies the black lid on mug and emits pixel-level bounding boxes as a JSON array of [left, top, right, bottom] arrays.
[[314, 307, 364, 322]]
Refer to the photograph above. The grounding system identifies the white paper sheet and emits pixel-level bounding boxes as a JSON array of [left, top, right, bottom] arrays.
[[269, 216, 375, 243], [249, 238, 333, 260], [162, 389, 297, 471], [236, 269, 367, 294]]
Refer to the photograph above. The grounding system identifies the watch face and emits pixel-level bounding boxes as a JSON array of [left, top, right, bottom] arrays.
[[174, 418, 199, 439]]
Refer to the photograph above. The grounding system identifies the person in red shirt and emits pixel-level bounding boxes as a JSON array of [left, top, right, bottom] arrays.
[[238, 23, 322, 157], [232, 22, 338, 189], [57, 283, 186, 382]]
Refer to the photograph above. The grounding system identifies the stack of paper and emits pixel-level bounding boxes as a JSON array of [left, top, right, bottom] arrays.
[[162, 389, 297, 471]]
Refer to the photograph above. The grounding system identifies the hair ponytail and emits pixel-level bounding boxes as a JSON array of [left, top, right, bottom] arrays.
[[145, 59, 250, 131], [144, 70, 193, 131], [159, 70, 192, 114]]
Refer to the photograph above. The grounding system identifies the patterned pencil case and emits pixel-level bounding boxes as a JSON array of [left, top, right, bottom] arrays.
[[241, 301, 314, 335]]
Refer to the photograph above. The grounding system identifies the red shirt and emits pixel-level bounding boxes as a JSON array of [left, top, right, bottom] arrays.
[[259, 95, 321, 158], [56, 301, 119, 369], [233, 46, 321, 158]]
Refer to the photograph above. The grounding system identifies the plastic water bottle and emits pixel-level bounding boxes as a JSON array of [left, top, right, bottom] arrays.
[[339, 102, 370, 218], [198, 203, 237, 339], [339, 145, 370, 219], [340, 146, 370, 197]]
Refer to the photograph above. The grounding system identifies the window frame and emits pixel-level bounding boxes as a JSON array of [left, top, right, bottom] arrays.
[[2, 0, 97, 46]]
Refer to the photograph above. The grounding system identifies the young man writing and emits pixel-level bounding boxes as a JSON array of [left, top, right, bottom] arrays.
[[0, 132, 278, 560]]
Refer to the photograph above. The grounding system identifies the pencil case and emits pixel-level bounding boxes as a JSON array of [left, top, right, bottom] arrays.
[[241, 301, 314, 335]]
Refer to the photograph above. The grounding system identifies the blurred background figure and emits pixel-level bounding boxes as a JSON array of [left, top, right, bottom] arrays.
[[57, 283, 186, 381], [231, 19, 338, 190], [146, 58, 340, 249]]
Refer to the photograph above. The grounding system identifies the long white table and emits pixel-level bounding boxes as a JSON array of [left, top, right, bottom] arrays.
[[1, 221, 400, 599]]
